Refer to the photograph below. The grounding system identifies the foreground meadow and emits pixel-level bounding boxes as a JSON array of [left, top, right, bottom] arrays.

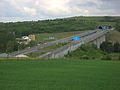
[[0, 59, 120, 90]]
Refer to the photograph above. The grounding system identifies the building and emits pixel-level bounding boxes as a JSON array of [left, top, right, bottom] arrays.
[[16, 35, 36, 45], [28, 34, 36, 41], [16, 36, 31, 45]]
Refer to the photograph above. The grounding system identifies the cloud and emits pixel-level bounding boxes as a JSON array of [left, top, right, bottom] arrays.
[[7, 0, 97, 16], [35, 0, 71, 16], [9, 0, 37, 16], [0, 0, 120, 22], [22, 7, 37, 16], [33, 0, 93, 16]]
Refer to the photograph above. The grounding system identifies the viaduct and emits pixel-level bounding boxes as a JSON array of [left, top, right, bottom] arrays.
[[38, 30, 109, 59]]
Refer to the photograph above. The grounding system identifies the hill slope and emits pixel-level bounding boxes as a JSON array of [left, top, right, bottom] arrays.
[[0, 16, 119, 52]]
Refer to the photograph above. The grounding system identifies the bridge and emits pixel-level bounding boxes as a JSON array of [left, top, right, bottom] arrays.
[[7, 29, 110, 58], [38, 30, 109, 59]]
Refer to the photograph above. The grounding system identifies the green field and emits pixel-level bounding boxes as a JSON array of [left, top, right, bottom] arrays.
[[0, 59, 120, 90], [36, 31, 83, 42]]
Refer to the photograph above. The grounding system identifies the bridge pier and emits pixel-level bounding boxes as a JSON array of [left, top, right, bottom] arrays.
[[93, 35, 106, 48]]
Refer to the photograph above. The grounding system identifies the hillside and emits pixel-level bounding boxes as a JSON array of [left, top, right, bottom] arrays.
[[0, 16, 120, 52], [107, 30, 120, 43], [0, 16, 119, 36]]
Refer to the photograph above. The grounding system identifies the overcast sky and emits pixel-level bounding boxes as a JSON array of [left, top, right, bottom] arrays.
[[0, 0, 120, 22]]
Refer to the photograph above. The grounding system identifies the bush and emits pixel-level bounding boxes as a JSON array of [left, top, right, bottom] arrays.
[[91, 56, 96, 60], [81, 55, 89, 60], [100, 42, 120, 53], [101, 55, 112, 60], [118, 55, 120, 60]]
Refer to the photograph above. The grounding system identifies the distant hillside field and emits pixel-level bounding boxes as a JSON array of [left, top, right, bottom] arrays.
[[0, 16, 119, 36], [0, 59, 120, 90], [0, 16, 120, 52], [36, 31, 84, 42]]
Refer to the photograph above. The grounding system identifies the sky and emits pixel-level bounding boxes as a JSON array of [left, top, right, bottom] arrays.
[[0, 0, 120, 22]]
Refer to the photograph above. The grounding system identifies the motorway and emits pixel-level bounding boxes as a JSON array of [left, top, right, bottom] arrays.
[[9, 30, 97, 57], [38, 30, 109, 59]]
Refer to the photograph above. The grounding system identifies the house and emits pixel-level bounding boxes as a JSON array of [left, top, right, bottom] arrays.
[[16, 36, 31, 45], [28, 34, 36, 41]]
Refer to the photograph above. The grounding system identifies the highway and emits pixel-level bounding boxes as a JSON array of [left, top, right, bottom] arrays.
[[9, 30, 97, 57], [38, 30, 109, 59]]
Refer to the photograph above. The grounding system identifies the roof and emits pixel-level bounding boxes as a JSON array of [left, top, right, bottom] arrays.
[[22, 36, 30, 40]]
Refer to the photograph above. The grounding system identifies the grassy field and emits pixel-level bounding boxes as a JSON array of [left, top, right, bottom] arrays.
[[36, 31, 83, 42], [0, 59, 120, 90]]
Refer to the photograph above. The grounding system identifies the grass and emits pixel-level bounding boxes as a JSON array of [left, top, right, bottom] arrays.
[[0, 59, 120, 90], [36, 31, 83, 42], [26, 52, 46, 58], [40, 43, 69, 51], [66, 44, 105, 60]]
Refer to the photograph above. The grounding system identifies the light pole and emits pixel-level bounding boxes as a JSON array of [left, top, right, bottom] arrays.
[[18, 44, 20, 55], [17, 41, 21, 59]]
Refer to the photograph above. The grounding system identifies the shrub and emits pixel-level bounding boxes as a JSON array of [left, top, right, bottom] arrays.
[[92, 56, 96, 60], [81, 55, 89, 60], [118, 55, 120, 60], [101, 55, 112, 60]]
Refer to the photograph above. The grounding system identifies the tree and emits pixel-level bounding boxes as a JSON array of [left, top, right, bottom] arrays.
[[104, 16, 113, 22], [114, 43, 120, 52], [100, 42, 108, 52], [100, 42, 113, 53], [106, 42, 114, 53], [116, 22, 120, 32], [6, 41, 14, 53]]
